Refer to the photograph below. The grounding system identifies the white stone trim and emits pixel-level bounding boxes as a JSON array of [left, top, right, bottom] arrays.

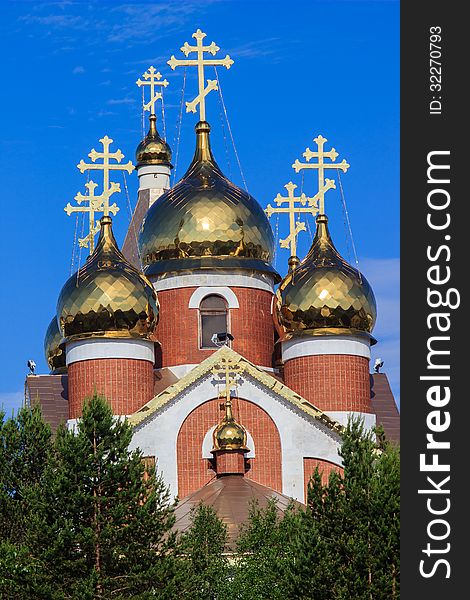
[[260, 366, 281, 374], [201, 426, 256, 459], [325, 411, 376, 431], [153, 270, 275, 293], [66, 338, 155, 365], [161, 364, 199, 379], [282, 334, 371, 361], [188, 287, 239, 309], [156, 363, 279, 379]]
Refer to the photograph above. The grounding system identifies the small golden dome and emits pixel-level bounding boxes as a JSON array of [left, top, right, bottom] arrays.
[[44, 317, 67, 374], [57, 216, 159, 342], [212, 400, 248, 452], [277, 214, 377, 336], [135, 115, 172, 167], [139, 121, 278, 279]]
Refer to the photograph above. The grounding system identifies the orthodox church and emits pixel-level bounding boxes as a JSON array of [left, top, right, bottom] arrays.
[[26, 30, 399, 536]]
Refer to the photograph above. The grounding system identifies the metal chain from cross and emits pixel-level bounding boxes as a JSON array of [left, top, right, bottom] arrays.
[[167, 28, 234, 122], [292, 134, 350, 214], [136, 66, 169, 114], [265, 182, 318, 258], [65, 136, 134, 252]]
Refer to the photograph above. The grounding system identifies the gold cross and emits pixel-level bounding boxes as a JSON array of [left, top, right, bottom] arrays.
[[77, 136, 134, 215], [292, 134, 350, 214], [136, 66, 169, 114], [64, 181, 119, 253], [211, 356, 244, 406], [265, 182, 319, 258], [167, 29, 234, 121]]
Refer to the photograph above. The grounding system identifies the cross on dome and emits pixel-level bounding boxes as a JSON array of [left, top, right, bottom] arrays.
[[77, 136, 134, 211], [167, 29, 234, 122], [292, 134, 350, 215], [64, 181, 119, 252], [265, 181, 319, 259], [65, 136, 134, 252], [211, 356, 245, 405], [136, 66, 169, 115]]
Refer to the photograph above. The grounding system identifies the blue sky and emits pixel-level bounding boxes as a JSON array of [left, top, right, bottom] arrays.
[[0, 0, 399, 414]]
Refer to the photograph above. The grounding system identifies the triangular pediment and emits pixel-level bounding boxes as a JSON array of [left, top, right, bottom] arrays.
[[129, 346, 343, 434]]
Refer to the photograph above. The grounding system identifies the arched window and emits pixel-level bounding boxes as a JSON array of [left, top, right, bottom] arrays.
[[199, 295, 229, 349]]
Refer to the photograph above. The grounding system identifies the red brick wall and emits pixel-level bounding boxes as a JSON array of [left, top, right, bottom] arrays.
[[230, 287, 274, 367], [68, 358, 154, 419], [215, 450, 246, 475], [155, 287, 275, 368], [284, 354, 372, 413], [176, 397, 282, 498], [303, 457, 343, 502]]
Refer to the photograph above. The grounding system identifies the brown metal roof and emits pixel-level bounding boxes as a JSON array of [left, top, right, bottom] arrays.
[[370, 373, 400, 444], [173, 474, 301, 548], [26, 374, 68, 432]]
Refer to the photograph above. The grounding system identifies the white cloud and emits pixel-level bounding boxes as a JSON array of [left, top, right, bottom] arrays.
[[107, 97, 136, 106], [72, 65, 85, 74], [227, 38, 282, 60], [96, 109, 117, 118], [19, 2, 221, 46]]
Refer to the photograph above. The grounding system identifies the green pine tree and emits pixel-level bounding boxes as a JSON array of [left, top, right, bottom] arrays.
[[0, 405, 52, 542], [228, 418, 400, 600], [177, 503, 229, 599], [230, 499, 300, 600], [0, 405, 53, 599], [27, 393, 178, 600], [297, 418, 400, 600]]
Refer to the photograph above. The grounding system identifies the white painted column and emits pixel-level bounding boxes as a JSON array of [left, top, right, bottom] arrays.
[[66, 338, 155, 365], [137, 165, 171, 202], [281, 334, 371, 362]]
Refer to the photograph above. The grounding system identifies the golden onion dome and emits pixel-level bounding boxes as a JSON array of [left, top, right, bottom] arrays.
[[57, 216, 159, 342], [135, 115, 172, 167], [139, 121, 278, 279], [277, 214, 377, 337], [44, 317, 67, 374], [212, 401, 249, 452]]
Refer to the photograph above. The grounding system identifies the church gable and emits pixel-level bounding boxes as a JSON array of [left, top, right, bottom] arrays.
[[129, 346, 343, 433], [129, 347, 344, 502]]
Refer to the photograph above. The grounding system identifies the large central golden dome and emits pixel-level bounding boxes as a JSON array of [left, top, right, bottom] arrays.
[[139, 121, 277, 278], [277, 214, 377, 337], [57, 216, 159, 342]]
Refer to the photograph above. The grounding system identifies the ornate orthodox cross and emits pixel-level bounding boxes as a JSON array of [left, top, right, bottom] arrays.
[[265, 182, 318, 258], [77, 135, 134, 216], [211, 356, 244, 407], [64, 181, 119, 254], [292, 134, 350, 214], [64, 182, 118, 252], [136, 66, 169, 114], [167, 29, 234, 121]]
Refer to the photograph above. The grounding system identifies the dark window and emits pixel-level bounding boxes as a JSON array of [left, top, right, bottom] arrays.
[[199, 295, 229, 349]]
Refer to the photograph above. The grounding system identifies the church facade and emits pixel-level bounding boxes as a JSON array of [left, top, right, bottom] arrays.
[[27, 30, 399, 518]]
